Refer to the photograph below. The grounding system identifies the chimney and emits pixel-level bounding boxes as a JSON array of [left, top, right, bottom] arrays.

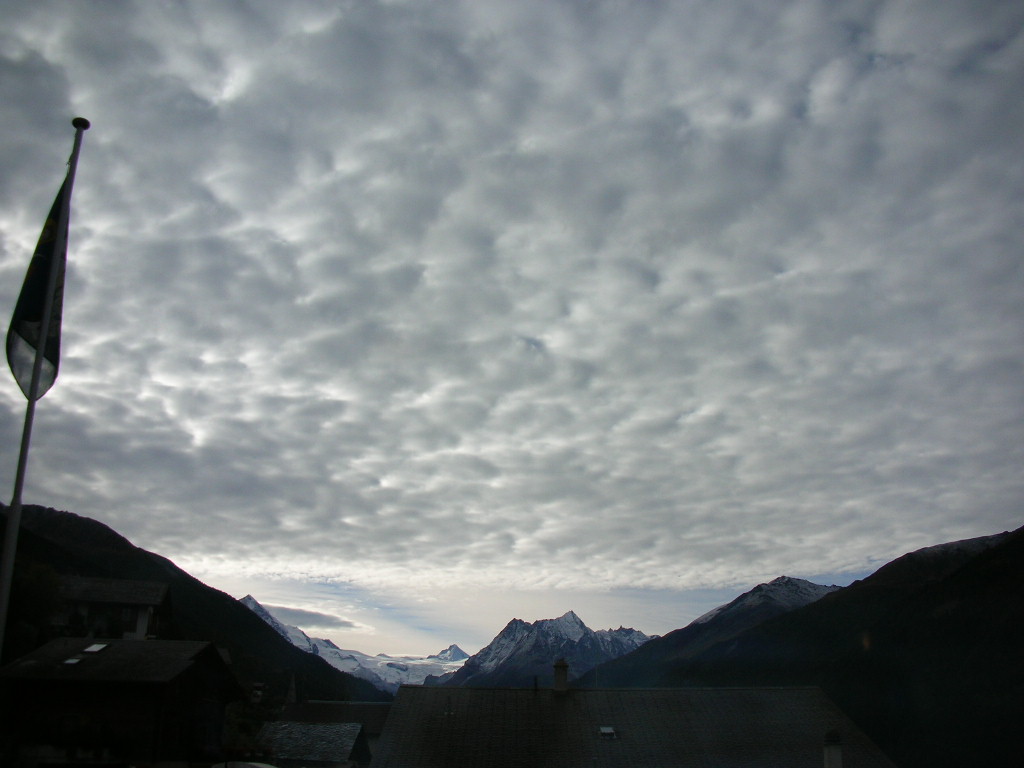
[[824, 730, 842, 768], [553, 658, 569, 692]]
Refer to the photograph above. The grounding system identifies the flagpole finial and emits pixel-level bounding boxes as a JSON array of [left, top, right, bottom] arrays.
[[72, 117, 90, 130]]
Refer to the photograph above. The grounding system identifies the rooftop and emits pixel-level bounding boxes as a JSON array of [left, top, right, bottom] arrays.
[[259, 721, 365, 763], [372, 685, 896, 768], [0, 638, 216, 683]]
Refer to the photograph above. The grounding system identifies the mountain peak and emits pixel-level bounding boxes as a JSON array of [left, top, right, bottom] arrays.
[[756, 576, 840, 605], [535, 610, 588, 642], [240, 595, 277, 625], [694, 576, 839, 626], [445, 611, 651, 687], [429, 644, 470, 662]]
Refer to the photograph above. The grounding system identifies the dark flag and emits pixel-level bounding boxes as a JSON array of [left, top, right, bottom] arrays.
[[5, 177, 71, 400], [0, 117, 88, 662]]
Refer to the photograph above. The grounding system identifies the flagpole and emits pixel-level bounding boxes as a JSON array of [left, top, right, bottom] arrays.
[[0, 117, 89, 661]]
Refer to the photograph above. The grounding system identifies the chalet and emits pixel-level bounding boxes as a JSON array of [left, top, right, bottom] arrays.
[[371, 662, 897, 768], [54, 575, 171, 640], [0, 637, 243, 766]]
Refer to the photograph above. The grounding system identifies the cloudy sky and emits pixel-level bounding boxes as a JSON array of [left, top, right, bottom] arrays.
[[2, 0, 1022, 656]]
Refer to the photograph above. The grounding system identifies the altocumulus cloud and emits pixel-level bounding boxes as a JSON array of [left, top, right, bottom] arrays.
[[0, 0, 1022, 652]]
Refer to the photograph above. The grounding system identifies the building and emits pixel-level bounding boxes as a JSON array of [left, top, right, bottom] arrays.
[[54, 575, 171, 640], [279, 701, 393, 756], [371, 665, 896, 768], [258, 720, 372, 767], [0, 637, 242, 766]]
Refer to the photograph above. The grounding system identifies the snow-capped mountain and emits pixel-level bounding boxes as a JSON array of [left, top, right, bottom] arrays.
[[437, 610, 652, 688], [691, 575, 841, 626], [429, 644, 471, 662], [575, 575, 840, 688], [240, 596, 468, 693], [240, 595, 318, 652]]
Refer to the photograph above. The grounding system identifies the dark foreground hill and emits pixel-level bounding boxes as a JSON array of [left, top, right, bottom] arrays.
[[0, 503, 389, 707], [582, 528, 1023, 768]]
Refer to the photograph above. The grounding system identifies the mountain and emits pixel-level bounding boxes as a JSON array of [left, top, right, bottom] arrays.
[[584, 529, 1024, 768], [309, 640, 470, 694], [430, 643, 470, 662], [0, 504, 390, 707], [440, 610, 651, 688], [692, 575, 841, 623], [240, 594, 318, 652], [241, 595, 468, 693], [578, 575, 839, 688]]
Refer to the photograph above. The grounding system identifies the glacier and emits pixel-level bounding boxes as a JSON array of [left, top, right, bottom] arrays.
[[240, 595, 468, 693]]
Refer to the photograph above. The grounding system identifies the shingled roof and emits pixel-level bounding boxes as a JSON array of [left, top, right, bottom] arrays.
[[372, 686, 896, 768], [259, 721, 368, 765]]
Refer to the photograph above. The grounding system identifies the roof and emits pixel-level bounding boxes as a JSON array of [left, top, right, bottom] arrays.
[[279, 700, 393, 734], [259, 721, 363, 762], [0, 638, 216, 684], [59, 575, 169, 606], [372, 686, 897, 768]]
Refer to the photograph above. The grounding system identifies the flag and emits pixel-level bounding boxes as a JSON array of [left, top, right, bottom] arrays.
[[6, 178, 71, 400]]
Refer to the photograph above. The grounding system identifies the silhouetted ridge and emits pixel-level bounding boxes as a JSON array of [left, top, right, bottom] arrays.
[[1, 503, 389, 705], [583, 528, 1022, 768]]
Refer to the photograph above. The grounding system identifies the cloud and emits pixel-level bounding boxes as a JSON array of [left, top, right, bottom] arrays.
[[1, 0, 1022, 652], [264, 604, 359, 631]]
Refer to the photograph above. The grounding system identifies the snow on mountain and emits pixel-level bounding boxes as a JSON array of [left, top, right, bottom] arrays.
[[240, 595, 317, 652], [536, 609, 588, 643], [429, 644, 470, 662], [691, 576, 840, 626], [573, 575, 843, 689], [442, 610, 653, 688], [240, 596, 467, 693], [856, 530, 1012, 590], [907, 532, 1007, 561]]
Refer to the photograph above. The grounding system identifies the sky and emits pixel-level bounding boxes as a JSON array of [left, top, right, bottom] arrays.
[[1, 0, 1022, 656]]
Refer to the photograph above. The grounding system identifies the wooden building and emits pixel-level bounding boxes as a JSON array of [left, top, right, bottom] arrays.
[[54, 576, 170, 640], [0, 637, 242, 766]]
